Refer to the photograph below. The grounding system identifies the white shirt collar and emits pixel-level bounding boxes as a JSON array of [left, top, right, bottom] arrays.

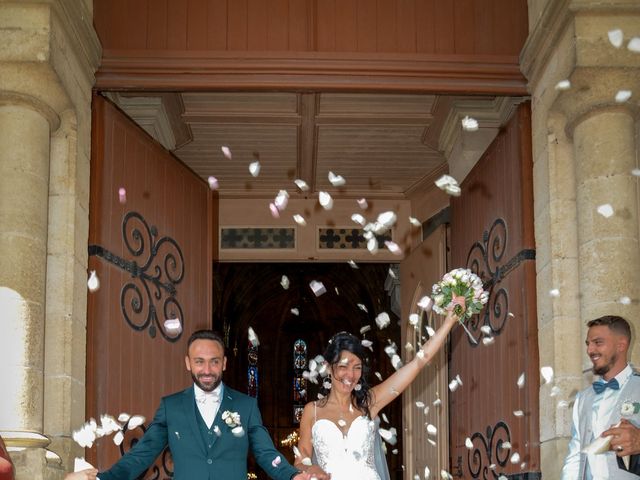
[[194, 382, 223, 400]]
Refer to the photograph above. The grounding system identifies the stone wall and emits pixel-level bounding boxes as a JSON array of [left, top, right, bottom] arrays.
[[521, 0, 640, 477], [0, 1, 100, 478]]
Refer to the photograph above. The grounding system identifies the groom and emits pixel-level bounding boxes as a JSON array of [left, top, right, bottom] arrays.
[[99, 330, 309, 480]]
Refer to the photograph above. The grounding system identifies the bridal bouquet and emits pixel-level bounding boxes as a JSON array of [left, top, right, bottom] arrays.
[[432, 268, 489, 343]]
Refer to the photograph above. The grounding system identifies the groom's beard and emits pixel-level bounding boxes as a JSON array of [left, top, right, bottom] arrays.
[[192, 372, 222, 392], [592, 352, 618, 376]]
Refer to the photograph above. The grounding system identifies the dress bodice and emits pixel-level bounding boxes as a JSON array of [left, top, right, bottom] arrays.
[[311, 416, 380, 480]]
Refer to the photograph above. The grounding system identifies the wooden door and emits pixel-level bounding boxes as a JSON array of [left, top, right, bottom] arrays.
[[448, 103, 540, 479], [87, 95, 214, 476]]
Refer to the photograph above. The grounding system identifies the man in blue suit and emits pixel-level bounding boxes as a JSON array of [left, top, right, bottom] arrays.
[[98, 330, 312, 480]]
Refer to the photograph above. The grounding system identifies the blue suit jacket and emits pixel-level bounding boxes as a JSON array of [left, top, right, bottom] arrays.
[[99, 384, 298, 480]]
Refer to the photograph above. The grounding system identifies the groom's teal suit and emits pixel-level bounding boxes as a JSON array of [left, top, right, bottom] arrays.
[[99, 384, 299, 480]]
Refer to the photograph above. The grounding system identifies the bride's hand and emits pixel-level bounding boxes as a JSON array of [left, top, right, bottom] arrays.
[[446, 294, 465, 321], [303, 465, 331, 480], [64, 469, 98, 480]]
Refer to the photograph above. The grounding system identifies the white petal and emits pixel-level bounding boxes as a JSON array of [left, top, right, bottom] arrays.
[[348, 260, 359, 269], [269, 203, 280, 218], [550, 385, 561, 397], [113, 431, 124, 446], [424, 466, 431, 479], [318, 191, 333, 210], [213, 425, 221, 436], [328, 171, 346, 187], [231, 425, 245, 437], [274, 190, 289, 211], [433, 398, 442, 407], [510, 453, 520, 464], [405, 342, 414, 352], [627, 37, 640, 52], [513, 410, 524, 417], [293, 214, 306, 226], [375, 371, 383, 381], [164, 318, 182, 335], [360, 325, 371, 334], [417, 296, 433, 312], [221, 145, 232, 159], [434, 174, 458, 189], [440, 470, 453, 480], [375, 312, 391, 329], [448, 379, 460, 392], [367, 237, 378, 254], [619, 296, 631, 305], [517, 373, 525, 389], [301, 457, 312, 466], [249, 161, 261, 177], [361, 339, 373, 349], [482, 336, 495, 346], [425, 325, 436, 337], [117, 413, 131, 423], [608, 29, 624, 48], [632, 168, 640, 177], [615, 90, 632, 103], [294, 179, 309, 191], [377, 211, 397, 228], [74, 458, 95, 473], [281, 275, 290, 290], [118, 187, 127, 204], [461, 116, 479, 131], [248, 326, 260, 347], [309, 280, 326, 297], [500, 441, 512, 449], [271, 455, 281, 468], [415, 401, 425, 408], [465, 437, 473, 449], [128, 415, 145, 430], [379, 428, 398, 445], [391, 354, 403, 370], [426, 424, 437, 436], [549, 288, 560, 297], [357, 303, 368, 312], [555, 79, 571, 90], [87, 270, 100, 292], [385, 241, 402, 255], [409, 216, 421, 227], [351, 213, 366, 226], [337, 419, 347, 427], [541, 366, 554, 384], [480, 325, 491, 335], [207, 176, 219, 190], [409, 313, 420, 326], [597, 203, 614, 217], [444, 184, 462, 197], [357, 198, 368, 209]]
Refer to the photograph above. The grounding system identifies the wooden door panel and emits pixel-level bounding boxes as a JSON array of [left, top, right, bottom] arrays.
[[87, 95, 214, 475], [448, 103, 540, 479]]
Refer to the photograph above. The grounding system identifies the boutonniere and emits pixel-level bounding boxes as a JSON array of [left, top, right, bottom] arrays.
[[221, 410, 245, 437], [621, 400, 640, 417]]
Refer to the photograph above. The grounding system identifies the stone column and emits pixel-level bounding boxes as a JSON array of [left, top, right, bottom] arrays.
[[0, 99, 59, 479], [572, 107, 640, 328]]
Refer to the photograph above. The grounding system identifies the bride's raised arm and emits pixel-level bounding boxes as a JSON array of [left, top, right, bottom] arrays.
[[369, 297, 462, 418]]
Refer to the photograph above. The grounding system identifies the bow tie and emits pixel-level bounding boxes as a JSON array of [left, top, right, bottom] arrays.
[[196, 390, 220, 404], [592, 378, 620, 394]]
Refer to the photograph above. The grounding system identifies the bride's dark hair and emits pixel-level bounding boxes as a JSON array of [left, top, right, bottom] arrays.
[[317, 331, 372, 418]]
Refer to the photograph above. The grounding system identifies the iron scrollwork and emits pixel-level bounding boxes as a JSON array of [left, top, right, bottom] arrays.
[[464, 218, 535, 346], [467, 421, 512, 479], [119, 421, 173, 479], [89, 211, 185, 342]]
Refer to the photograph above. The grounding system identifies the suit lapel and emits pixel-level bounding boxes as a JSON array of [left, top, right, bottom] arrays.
[[210, 384, 234, 449], [183, 386, 207, 456]]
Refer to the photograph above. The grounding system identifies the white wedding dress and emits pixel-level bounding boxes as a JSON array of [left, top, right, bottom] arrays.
[[311, 415, 381, 480]]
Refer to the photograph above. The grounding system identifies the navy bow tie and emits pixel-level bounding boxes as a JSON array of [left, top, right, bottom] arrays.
[[592, 378, 620, 394]]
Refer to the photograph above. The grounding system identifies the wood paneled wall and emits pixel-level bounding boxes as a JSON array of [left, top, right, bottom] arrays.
[[448, 103, 539, 477], [94, 0, 527, 55], [87, 95, 214, 471], [93, 0, 528, 93]]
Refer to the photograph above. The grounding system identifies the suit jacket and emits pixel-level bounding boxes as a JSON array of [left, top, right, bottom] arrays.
[[561, 368, 640, 479], [617, 454, 640, 476], [99, 384, 298, 480]]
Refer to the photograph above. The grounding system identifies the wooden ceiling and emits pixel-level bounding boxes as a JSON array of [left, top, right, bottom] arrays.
[[109, 91, 515, 199]]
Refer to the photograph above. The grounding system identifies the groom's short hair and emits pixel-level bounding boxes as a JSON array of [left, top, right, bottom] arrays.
[[587, 315, 631, 342], [187, 329, 226, 354]]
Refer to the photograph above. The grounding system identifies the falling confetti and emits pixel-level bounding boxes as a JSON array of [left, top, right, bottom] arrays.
[[597, 204, 614, 217], [379, 427, 398, 445], [628, 37, 640, 52], [207, 176, 219, 190], [128, 415, 145, 429], [213, 425, 221, 436], [418, 296, 433, 312], [74, 458, 95, 473], [415, 401, 425, 408], [248, 327, 260, 347], [113, 430, 124, 446], [231, 426, 245, 437], [433, 398, 442, 407], [293, 214, 306, 226], [291, 308, 299, 315], [348, 260, 359, 269], [500, 441, 512, 450], [550, 385, 561, 397], [385, 241, 402, 255], [517, 373, 525, 389], [294, 179, 309, 191], [357, 198, 368, 209], [619, 296, 631, 305], [269, 203, 280, 218], [615, 90, 632, 103], [409, 313, 419, 326], [360, 325, 371, 334], [249, 161, 261, 177], [357, 303, 368, 312], [375, 372, 383, 381], [164, 318, 182, 335], [377, 211, 398, 229], [367, 237, 379, 254], [87, 270, 100, 292], [608, 29, 624, 48], [540, 366, 554, 384], [409, 216, 421, 227], [361, 339, 373, 350], [426, 424, 437, 436], [633, 169, 640, 177], [555, 79, 571, 90], [281, 275, 290, 289], [271, 456, 281, 468], [309, 280, 326, 297], [351, 213, 366, 226], [513, 410, 524, 417], [482, 336, 495, 346], [461, 116, 479, 132], [319, 191, 333, 210], [510, 453, 521, 464], [274, 190, 289, 211], [376, 312, 391, 329], [465, 437, 473, 449], [549, 288, 560, 297], [118, 187, 127, 204], [221, 146, 232, 159], [434, 174, 462, 197], [441, 470, 453, 480], [328, 171, 346, 187], [388, 267, 397, 279]]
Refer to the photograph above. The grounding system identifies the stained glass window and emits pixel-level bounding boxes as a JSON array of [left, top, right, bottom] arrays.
[[248, 341, 259, 398], [293, 339, 308, 424]]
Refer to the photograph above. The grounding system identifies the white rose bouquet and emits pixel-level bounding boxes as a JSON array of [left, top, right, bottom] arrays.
[[431, 268, 489, 343]]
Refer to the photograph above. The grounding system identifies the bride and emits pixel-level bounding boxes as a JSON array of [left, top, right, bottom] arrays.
[[294, 296, 463, 479]]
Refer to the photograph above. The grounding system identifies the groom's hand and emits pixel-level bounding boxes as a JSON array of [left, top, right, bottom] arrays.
[[294, 465, 331, 480], [603, 419, 640, 456]]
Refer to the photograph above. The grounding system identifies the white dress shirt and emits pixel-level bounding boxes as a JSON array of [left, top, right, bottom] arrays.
[[194, 383, 222, 429]]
